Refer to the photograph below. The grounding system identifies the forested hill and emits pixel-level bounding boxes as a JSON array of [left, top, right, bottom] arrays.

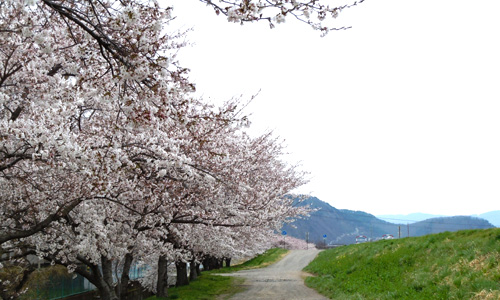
[[409, 216, 494, 236], [378, 211, 500, 227], [282, 197, 494, 245]]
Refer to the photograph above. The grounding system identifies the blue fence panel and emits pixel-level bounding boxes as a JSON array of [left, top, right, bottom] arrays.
[[30, 262, 146, 300]]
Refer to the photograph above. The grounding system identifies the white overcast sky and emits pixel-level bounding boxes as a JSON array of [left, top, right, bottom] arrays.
[[166, 0, 500, 216]]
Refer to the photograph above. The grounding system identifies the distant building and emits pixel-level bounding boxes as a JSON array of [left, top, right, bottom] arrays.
[[355, 235, 368, 244], [382, 234, 394, 240]]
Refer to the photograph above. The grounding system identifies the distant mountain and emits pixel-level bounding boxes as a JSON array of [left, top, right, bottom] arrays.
[[376, 213, 446, 224], [282, 197, 495, 245], [409, 216, 492, 236], [378, 211, 500, 228], [282, 197, 404, 245]]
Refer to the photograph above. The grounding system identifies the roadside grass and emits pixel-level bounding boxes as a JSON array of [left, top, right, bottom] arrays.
[[212, 247, 289, 274], [304, 228, 500, 300], [146, 247, 288, 300], [146, 274, 245, 300]]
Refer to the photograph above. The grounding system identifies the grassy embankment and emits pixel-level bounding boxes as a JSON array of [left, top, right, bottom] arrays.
[[304, 228, 500, 299], [147, 247, 288, 300]]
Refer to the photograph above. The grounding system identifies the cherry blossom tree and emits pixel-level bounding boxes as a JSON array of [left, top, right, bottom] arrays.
[[270, 234, 315, 250]]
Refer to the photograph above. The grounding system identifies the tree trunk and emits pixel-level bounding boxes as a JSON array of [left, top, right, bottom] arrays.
[[207, 256, 218, 270], [101, 257, 119, 300], [224, 257, 231, 268], [61, 255, 117, 300], [100, 284, 119, 300], [189, 259, 198, 281], [156, 255, 169, 298], [118, 253, 133, 300], [216, 258, 223, 269], [202, 257, 211, 271], [208, 256, 216, 270], [195, 262, 201, 276], [175, 261, 189, 287]]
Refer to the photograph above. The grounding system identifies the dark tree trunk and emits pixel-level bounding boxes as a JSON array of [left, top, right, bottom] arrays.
[[195, 262, 201, 276], [202, 256, 223, 270], [189, 259, 198, 281], [101, 257, 119, 300], [156, 255, 169, 298], [202, 257, 211, 271], [175, 261, 189, 287], [100, 284, 119, 300], [52, 255, 118, 300], [216, 258, 223, 269], [118, 253, 133, 300], [209, 256, 216, 270], [224, 257, 231, 268]]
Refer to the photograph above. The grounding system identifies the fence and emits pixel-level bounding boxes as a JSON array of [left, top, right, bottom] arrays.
[[31, 263, 147, 300]]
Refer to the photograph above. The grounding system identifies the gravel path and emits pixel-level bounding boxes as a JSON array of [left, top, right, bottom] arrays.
[[222, 249, 328, 300]]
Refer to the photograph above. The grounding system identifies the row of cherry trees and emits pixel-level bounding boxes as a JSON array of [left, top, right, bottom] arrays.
[[0, 0, 358, 299]]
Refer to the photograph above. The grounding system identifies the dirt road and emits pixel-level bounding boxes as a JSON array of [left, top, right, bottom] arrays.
[[223, 249, 328, 300]]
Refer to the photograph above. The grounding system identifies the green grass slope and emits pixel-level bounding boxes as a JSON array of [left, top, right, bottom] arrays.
[[304, 228, 500, 300]]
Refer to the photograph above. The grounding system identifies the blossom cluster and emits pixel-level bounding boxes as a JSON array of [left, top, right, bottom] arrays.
[[200, 0, 364, 33]]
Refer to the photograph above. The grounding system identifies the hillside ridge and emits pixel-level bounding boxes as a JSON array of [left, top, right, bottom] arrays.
[[283, 196, 494, 245], [378, 211, 500, 227]]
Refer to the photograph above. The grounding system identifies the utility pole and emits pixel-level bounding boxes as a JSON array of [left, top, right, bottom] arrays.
[[398, 226, 401, 239], [282, 230, 287, 249]]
